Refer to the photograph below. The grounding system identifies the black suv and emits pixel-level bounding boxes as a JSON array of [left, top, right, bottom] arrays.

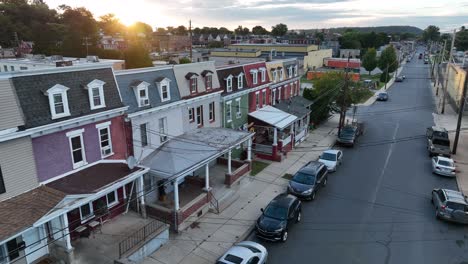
[[288, 161, 328, 200], [256, 194, 301, 242]]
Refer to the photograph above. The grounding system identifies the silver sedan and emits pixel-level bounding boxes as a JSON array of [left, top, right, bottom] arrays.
[[217, 241, 268, 264], [432, 156, 456, 177]]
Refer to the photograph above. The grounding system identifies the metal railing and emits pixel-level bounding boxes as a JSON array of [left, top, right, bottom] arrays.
[[210, 192, 220, 214], [118, 220, 165, 258]]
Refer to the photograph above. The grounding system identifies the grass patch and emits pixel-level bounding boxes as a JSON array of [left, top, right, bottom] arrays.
[[282, 173, 293, 180], [300, 76, 314, 84], [355, 89, 374, 103], [250, 160, 270, 176]]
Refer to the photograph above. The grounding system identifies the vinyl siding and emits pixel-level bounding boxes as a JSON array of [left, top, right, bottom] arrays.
[[0, 137, 39, 201], [0, 79, 24, 131]]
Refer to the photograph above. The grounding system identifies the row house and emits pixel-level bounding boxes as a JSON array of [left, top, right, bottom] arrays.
[[0, 66, 166, 264], [116, 62, 253, 231]]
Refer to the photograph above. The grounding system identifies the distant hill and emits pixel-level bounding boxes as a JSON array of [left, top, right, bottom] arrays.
[[302, 26, 423, 35]]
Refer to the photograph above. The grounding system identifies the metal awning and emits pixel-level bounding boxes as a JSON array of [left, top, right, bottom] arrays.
[[248, 105, 297, 130]]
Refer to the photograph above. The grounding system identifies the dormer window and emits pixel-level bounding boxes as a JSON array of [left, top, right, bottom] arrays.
[[190, 77, 198, 94], [250, 70, 258, 85], [288, 67, 293, 78], [237, 73, 244, 89], [86, 79, 106, 110], [294, 65, 298, 76], [273, 70, 278, 82], [226, 75, 233, 92], [155, 77, 171, 102], [44, 84, 71, 120], [132, 81, 150, 107], [280, 69, 284, 81], [205, 75, 212, 90], [260, 68, 266, 82]]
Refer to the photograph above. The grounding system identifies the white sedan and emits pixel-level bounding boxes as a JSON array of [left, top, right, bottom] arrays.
[[432, 156, 456, 177], [217, 241, 268, 264], [318, 149, 343, 172]]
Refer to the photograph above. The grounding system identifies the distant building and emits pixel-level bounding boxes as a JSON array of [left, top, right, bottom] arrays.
[[99, 35, 127, 50], [228, 43, 318, 60], [303, 49, 333, 71], [153, 33, 191, 52], [0, 55, 125, 72], [320, 41, 340, 57], [339, 49, 361, 58]]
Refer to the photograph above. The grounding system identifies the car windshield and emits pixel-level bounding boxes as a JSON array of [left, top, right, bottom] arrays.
[[320, 152, 336, 161], [292, 171, 315, 185], [222, 254, 243, 264], [433, 131, 448, 138], [433, 139, 449, 146], [263, 204, 288, 220], [379, 93, 387, 96], [239, 245, 261, 253], [438, 160, 454, 167]]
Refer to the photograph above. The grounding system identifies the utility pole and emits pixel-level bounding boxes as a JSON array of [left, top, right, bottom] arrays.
[[384, 63, 389, 90], [189, 19, 193, 62], [338, 56, 350, 136], [441, 29, 456, 114], [452, 71, 468, 155], [435, 40, 447, 96], [82, 36, 92, 57]]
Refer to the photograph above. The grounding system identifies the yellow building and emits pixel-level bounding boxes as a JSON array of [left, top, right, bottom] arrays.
[[303, 49, 333, 71], [210, 49, 261, 58], [228, 44, 318, 54]]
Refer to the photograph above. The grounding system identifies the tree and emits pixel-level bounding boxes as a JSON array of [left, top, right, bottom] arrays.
[[271, 23, 288, 36], [98, 13, 125, 36], [234, 25, 249, 36], [218, 27, 231, 35], [128, 21, 153, 39], [379, 46, 398, 73], [362, 48, 377, 75], [175, 25, 187, 35], [124, 41, 152, 69], [315, 32, 325, 42], [422, 25, 440, 42], [455, 26, 468, 51], [179, 57, 191, 64], [252, 25, 268, 35]]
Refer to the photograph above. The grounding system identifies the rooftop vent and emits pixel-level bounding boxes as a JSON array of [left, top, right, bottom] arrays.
[[86, 55, 100, 62]]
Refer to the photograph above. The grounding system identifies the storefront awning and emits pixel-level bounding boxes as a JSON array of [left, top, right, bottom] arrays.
[[248, 105, 297, 130]]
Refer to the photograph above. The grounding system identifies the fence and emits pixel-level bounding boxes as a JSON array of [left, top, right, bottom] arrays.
[[118, 220, 165, 258]]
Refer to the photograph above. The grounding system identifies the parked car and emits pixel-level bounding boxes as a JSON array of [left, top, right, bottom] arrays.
[[395, 76, 404, 82], [432, 156, 456, 177], [337, 122, 364, 147], [424, 59, 429, 64], [256, 194, 301, 242], [288, 161, 328, 200], [376, 92, 389, 101], [432, 188, 468, 224], [217, 241, 268, 264], [318, 149, 343, 172], [426, 126, 451, 157]]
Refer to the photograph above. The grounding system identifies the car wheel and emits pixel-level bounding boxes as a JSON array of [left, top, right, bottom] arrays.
[[310, 191, 316, 201], [323, 177, 328, 187], [281, 231, 288, 242], [296, 211, 301, 223], [435, 208, 440, 219]]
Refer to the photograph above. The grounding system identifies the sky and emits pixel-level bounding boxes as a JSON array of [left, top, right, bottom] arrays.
[[44, 0, 468, 32]]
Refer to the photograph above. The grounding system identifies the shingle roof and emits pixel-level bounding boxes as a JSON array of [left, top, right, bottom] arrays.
[[11, 68, 124, 128], [115, 68, 181, 114], [0, 186, 66, 241], [216, 66, 247, 95], [274, 97, 313, 118]]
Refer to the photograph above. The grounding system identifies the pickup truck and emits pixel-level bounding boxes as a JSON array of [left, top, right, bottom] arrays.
[[337, 122, 364, 147], [427, 126, 451, 157]]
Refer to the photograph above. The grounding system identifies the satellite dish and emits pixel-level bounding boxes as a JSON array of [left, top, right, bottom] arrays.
[[127, 156, 137, 170]]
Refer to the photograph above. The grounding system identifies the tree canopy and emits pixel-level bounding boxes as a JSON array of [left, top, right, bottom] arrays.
[[362, 48, 377, 75], [455, 26, 468, 51], [271, 23, 288, 36], [422, 25, 440, 41], [252, 26, 269, 35], [379, 46, 398, 73]]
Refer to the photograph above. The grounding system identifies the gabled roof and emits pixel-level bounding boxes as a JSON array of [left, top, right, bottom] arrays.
[[216, 65, 247, 94], [185, 72, 199, 79], [115, 67, 181, 113], [10, 67, 123, 129], [201, 70, 213, 77], [0, 186, 66, 242]]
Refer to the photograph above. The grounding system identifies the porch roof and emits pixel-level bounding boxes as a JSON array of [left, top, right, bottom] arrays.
[[141, 128, 252, 179], [46, 162, 144, 195], [0, 186, 66, 242], [248, 105, 297, 130], [274, 97, 313, 118]]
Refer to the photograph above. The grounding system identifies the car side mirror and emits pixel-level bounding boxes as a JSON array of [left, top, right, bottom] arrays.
[[260, 208, 264, 213]]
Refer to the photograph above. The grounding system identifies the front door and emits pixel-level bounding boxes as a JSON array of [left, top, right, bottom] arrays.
[[23, 227, 48, 263], [5, 237, 26, 264]]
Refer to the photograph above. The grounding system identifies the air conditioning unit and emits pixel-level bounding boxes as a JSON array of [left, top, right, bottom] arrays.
[[140, 99, 149, 106], [102, 148, 112, 156]]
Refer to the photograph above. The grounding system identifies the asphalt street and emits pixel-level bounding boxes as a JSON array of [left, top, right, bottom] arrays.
[[249, 48, 468, 264]]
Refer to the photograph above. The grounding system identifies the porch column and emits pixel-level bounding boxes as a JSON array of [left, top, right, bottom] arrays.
[[273, 127, 278, 146], [204, 163, 211, 191], [174, 179, 180, 211], [228, 150, 232, 174], [62, 213, 72, 250], [247, 138, 252, 162], [139, 175, 147, 218]]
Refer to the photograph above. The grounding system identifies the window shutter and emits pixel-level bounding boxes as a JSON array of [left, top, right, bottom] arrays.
[[0, 166, 5, 194]]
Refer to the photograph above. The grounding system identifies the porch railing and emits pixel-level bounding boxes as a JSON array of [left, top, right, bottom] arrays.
[[210, 192, 220, 214], [118, 220, 165, 259]]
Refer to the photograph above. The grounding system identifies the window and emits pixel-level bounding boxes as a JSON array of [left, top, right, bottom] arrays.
[[226, 101, 232, 122], [159, 117, 168, 143], [6, 238, 20, 261], [237, 74, 244, 89], [255, 91, 260, 110], [273, 70, 277, 82], [226, 76, 233, 92], [156, 78, 171, 102], [209, 102, 215, 122], [190, 77, 198, 94], [2, 66, 6, 72], [251, 70, 258, 85], [106, 190, 118, 208], [278, 87, 282, 101], [196, 106, 204, 127], [20, 66, 28, 70], [294, 65, 298, 76], [205, 75, 212, 89], [66, 129, 86, 169], [140, 123, 148, 147], [0, 243, 7, 263], [96, 122, 113, 158], [87, 79, 106, 110], [188, 108, 194, 122], [10, 66, 14, 71], [161, 84, 169, 101], [260, 68, 266, 82], [235, 98, 241, 118], [46, 84, 71, 119], [79, 203, 94, 222], [0, 166, 5, 194], [272, 89, 277, 105], [290, 84, 293, 97], [280, 69, 284, 81], [262, 90, 267, 106], [288, 67, 293, 78]]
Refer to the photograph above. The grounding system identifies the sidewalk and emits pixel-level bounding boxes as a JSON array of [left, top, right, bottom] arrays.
[[142, 116, 340, 264], [430, 81, 468, 194], [359, 63, 406, 106]]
